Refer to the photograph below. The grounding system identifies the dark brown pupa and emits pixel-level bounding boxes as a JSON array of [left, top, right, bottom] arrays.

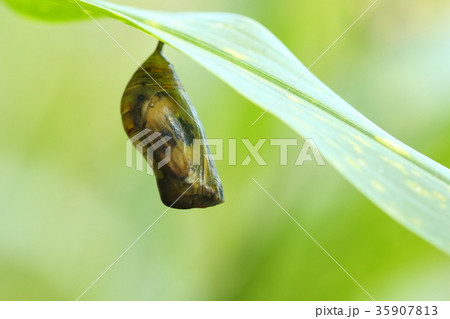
[[121, 41, 224, 209]]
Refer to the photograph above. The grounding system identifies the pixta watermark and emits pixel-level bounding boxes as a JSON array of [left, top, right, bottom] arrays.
[[126, 129, 325, 175]]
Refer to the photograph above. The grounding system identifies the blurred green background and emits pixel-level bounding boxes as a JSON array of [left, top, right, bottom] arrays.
[[1, 0, 450, 300]]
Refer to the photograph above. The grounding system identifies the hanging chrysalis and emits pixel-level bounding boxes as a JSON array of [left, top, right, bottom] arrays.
[[121, 41, 224, 209]]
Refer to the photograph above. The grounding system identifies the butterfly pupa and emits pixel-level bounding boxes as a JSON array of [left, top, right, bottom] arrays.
[[121, 41, 224, 209]]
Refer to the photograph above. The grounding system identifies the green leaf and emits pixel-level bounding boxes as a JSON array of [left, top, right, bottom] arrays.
[[4, 0, 450, 253]]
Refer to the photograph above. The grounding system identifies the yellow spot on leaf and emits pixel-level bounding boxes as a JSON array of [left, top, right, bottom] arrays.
[[341, 135, 363, 154], [287, 94, 302, 104], [406, 180, 430, 197], [375, 136, 410, 157], [350, 133, 372, 148], [213, 22, 227, 28], [358, 159, 367, 167], [412, 218, 423, 227], [353, 144, 363, 154], [371, 180, 385, 192], [312, 113, 338, 128], [146, 20, 160, 27], [223, 48, 249, 60], [411, 170, 421, 177], [432, 191, 447, 202], [380, 155, 409, 176], [345, 156, 362, 171]]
